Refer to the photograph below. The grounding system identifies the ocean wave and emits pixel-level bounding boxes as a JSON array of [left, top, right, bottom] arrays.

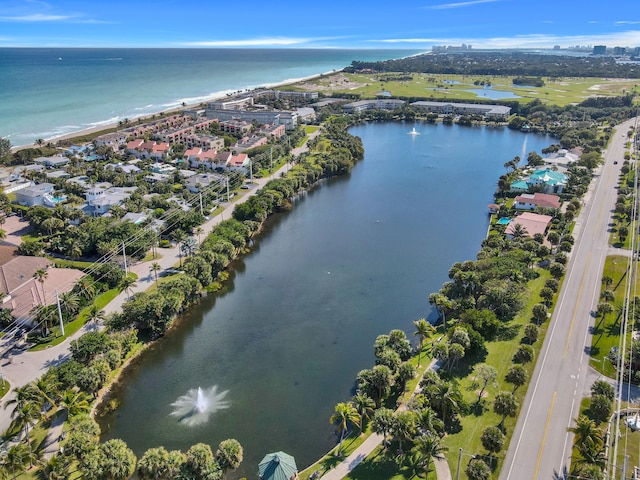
[[105, 58, 123, 61], [86, 116, 121, 128], [134, 104, 155, 111]]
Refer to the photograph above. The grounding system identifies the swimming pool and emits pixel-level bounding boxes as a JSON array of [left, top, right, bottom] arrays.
[[497, 217, 511, 225]]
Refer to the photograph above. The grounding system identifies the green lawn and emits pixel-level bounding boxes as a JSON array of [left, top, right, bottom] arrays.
[[589, 255, 636, 374], [440, 270, 551, 477], [300, 72, 640, 107], [29, 281, 126, 351]]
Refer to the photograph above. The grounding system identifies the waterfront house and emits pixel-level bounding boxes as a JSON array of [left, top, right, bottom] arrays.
[[514, 193, 561, 210], [505, 212, 552, 239], [95, 132, 127, 148], [510, 168, 567, 194], [529, 168, 567, 194], [258, 452, 299, 480], [33, 155, 70, 168]]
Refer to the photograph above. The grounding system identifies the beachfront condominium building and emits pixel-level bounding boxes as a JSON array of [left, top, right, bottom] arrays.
[[205, 108, 299, 130]]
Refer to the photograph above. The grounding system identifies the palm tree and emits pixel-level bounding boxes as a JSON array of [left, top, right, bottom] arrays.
[[59, 291, 80, 321], [195, 226, 204, 244], [0, 229, 6, 242], [494, 391, 519, 429], [33, 268, 49, 305], [510, 223, 528, 240], [86, 305, 106, 326], [416, 406, 444, 436], [372, 408, 395, 449], [119, 275, 137, 300], [411, 434, 448, 478], [430, 381, 462, 427], [2, 443, 32, 479], [429, 293, 451, 332], [567, 415, 603, 450], [350, 393, 375, 433], [413, 318, 435, 366], [73, 276, 96, 301], [9, 402, 41, 466], [37, 454, 69, 480], [150, 262, 161, 285], [329, 402, 360, 455], [58, 389, 91, 418]]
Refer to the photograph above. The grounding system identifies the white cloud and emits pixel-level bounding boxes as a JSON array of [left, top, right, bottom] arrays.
[[370, 30, 640, 49], [616, 21, 640, 25], [427, 0, 499, 10], [0, 13, 75, 21], [180, 37, 340, 47]]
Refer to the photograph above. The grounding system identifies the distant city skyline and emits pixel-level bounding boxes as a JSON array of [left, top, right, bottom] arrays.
[[1, 0, 639, 49]]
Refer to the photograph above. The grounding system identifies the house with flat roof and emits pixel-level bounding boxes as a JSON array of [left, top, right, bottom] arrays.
[[185, 173, 225, 194], [514, 193, 561, 210]]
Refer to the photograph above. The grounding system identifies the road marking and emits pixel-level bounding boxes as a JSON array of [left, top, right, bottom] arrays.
[[534, 391, 557, 480], [563, 254, 591, 358]]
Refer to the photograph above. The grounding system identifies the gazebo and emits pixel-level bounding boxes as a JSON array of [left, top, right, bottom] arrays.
[[258, 451, 299, 480]]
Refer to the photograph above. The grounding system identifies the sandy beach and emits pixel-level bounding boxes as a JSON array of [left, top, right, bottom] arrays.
[[10, 68, 341, 153]]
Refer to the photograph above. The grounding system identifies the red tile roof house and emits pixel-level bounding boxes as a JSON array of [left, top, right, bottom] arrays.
[[229, 153, 250, 172], [505, 212, 553, 239], [514, 193, 561, 211], [0, 257, 84, 322]]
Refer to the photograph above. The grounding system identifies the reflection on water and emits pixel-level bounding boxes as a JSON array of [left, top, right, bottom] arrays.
[[99, 122, 551, 478]]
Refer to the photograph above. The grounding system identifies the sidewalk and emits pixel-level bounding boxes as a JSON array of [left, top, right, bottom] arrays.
[[317, 358, 452, 480]]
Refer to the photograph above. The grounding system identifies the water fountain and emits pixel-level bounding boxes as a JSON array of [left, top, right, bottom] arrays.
[[408, 127, 420, 135], [170, 386, 229, 427]]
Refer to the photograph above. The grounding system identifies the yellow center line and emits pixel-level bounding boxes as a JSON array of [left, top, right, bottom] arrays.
[[533, 391, 557, 480], [563, 254, 591, 358]]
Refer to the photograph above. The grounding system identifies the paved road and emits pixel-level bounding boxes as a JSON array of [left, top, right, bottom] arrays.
[[0, 132, 319, 434], [500, 118, 637, 480]]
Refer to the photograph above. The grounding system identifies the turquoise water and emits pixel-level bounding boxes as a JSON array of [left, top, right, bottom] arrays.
[[99, 122, 552, 478], [0, 48, 418, 146], [497, 217, 511, 225]]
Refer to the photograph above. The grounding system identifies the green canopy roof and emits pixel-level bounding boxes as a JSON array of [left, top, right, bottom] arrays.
[[258, 451, 298, 480]]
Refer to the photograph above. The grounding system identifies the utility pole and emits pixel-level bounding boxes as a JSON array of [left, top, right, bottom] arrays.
[[122, 241, 127, 274], [199, 192, 203, 216], [226, 176, 230, 202], [55, 289, 64, 336]]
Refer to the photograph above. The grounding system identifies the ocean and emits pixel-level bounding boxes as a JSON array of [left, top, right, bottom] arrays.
[[0, 48, 419, 147]]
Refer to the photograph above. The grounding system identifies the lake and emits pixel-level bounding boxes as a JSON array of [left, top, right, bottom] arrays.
[[99, 122, 551, 478]]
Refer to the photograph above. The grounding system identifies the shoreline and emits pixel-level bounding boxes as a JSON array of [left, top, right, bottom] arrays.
[[10, 68, 342, 153]]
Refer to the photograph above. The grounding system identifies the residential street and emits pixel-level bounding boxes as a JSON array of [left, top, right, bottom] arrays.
[[0, 132, 318, 434], [500, 118, 638, 480]]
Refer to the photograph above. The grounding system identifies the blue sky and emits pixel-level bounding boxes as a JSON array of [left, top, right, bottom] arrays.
[[1, 0, 639, 49]]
